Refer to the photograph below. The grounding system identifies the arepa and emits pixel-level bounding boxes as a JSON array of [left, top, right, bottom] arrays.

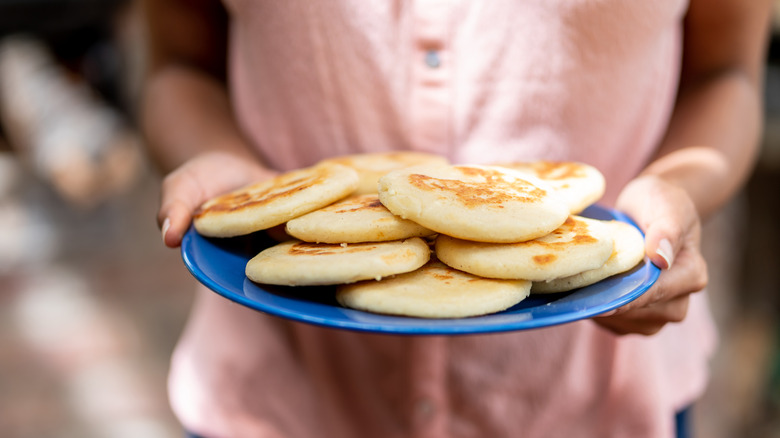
[[493, 161, 605, 214], [193, 163, 358, 237], [245, 237, 430, 286], [435, 216, 614, 281], [378, 164, 569, 243], [319, 151, 449, 195], [336, 260, 531, 318], [285, 194, 435, 243], [532, 220, 646, 293]]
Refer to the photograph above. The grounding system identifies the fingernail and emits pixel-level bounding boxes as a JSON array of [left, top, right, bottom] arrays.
[[600, 309, 617, 317], [656, 238, 674, 269], [161, 217, 170, 243]]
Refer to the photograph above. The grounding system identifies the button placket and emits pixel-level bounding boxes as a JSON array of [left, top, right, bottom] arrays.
[[414, 396, 437, 419], [408, 0, 458, 154], [408, 336, 448, 437]]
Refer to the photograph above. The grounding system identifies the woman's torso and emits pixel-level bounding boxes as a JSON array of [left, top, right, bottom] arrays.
[[169, 2, 717, 437]]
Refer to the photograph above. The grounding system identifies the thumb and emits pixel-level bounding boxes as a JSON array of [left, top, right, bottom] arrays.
[[157, 170, 209, 248], [159, 197, 201, 248], [616, 175, 697, 271], [156, 153, 279, 248], [641, 218, 682, 270]]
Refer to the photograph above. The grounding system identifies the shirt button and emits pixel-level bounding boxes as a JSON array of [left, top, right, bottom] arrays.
[[424, 50, 441, 68], [414, 397, 436, 419]]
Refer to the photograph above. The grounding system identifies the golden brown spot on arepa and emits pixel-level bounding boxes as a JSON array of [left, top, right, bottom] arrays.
[[288, 242, 377, 256], [333, 197, 385, 214], [407, 168, 546, 208], [195, 174, 325, 217], [521, 217, 599, 248], [529, 161, 587, 180], [431, 272, 455, 281], [533, 254, 558, 265], [380, 249, 416, 264]]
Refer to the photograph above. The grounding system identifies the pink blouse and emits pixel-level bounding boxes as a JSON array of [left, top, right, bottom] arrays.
[[169, 1, 716, 437]]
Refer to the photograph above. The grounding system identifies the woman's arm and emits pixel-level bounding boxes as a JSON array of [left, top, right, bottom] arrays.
[[139, 0, 275, 247], [644, 0, 770, 218], [596, 0, 772, 335]]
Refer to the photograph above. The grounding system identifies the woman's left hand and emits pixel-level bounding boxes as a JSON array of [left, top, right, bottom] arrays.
[[593, 175, 709, 335]]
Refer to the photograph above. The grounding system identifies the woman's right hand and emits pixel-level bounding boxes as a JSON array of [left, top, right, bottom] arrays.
[[157, 151, 278, 248]]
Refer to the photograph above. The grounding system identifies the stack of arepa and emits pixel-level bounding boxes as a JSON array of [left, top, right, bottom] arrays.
[[192, 152, 646, 319]]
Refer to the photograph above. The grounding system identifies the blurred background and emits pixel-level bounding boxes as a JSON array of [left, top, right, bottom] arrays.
[[0, 2, 778, 438]]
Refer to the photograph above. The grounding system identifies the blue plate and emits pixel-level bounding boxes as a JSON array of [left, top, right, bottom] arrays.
[[181, 205, 659, 335]]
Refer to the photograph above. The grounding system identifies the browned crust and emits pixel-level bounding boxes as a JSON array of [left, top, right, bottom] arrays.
[[328, 196, 385, 214], [532, 254, 558, 265], [521, 217, 599, 248], [407, 166, 546, 208], [286, 242, 380, 256], [194, 173, 326, 217], [499, 161, 590, 180]]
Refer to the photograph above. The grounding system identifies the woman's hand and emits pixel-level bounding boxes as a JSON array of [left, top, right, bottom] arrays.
[[157, 151, 277, 248], [593, 175, 709, 335]]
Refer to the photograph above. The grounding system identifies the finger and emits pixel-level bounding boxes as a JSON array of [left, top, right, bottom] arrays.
[[156, 154, 279, 248], [641, 211, 700, 271], [616, 176, 699, 270], [643, 219, 682, 270], [607, 244, 708, 315], [595, 295, 691, 336], [611, 294, 691, 327], [629, 200, 693, 271], [157, 170, 208, 248], [639, 245, 708, 309], [161, 199, 198, 248]]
